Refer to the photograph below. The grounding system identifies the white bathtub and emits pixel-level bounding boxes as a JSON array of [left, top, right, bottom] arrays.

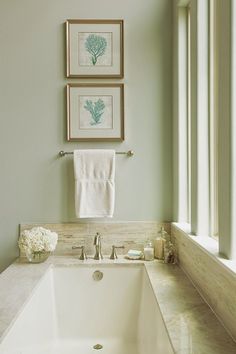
[[0, 264, 174, 354]]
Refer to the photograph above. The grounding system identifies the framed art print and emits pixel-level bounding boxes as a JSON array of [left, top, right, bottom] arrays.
[[66, 19, 124, 78], [67, 84, 124, 141]]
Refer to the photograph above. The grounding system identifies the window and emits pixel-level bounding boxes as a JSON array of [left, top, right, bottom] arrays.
[[174, 0, 236, 261], [175, 0, 214, 237]]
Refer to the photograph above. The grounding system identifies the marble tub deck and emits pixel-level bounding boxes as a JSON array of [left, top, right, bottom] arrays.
[[0, 257, 236, 354]]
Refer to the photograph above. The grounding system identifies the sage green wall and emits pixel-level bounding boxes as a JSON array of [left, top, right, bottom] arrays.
[[0, 0, 173, 272]]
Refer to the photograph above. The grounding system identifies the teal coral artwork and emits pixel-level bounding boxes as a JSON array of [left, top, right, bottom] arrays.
[[79, 95, 113, 130], [68, 83, 123, 140], [78, 32, 112, 67], [67, 20, 123, 77], [85, 34, 107, 66], [84, 98, 105, 125]]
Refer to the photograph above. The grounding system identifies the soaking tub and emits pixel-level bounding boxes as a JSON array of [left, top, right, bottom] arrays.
[[0, 263, 174, 354]]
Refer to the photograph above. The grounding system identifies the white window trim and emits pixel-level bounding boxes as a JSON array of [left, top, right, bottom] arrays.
[[209, 0, 219, 238], [190, 0, 210, 236], [176, 6, 189, 223], [231, 0, 236, 258], [218, 0, 236, 259]]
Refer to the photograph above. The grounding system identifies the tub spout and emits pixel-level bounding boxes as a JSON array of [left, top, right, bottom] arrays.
[[94, 232, 103, 260]]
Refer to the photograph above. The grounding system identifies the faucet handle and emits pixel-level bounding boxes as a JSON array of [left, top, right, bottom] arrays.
[[72, 245, 87, 260], [94, 232, 101, 245], [110, 245, 125, 260]]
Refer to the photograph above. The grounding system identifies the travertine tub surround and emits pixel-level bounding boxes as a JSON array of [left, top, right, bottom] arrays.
[[171, 223, 236, 341], [20, 222, 171, 257]]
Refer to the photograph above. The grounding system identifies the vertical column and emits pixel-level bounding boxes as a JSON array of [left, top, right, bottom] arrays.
[[177, 7, 189, 222], [209, 0, 218, 237], [173, 0, 179, 222], [173, 0, 192, 224], [218, 0, 236, 258], [231, 0, 236, 258], [190, 0, 210, 236]]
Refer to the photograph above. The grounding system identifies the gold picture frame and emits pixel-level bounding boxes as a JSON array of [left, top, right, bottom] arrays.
[[67, 83, 124, 141], [66, 19, 124, 78]]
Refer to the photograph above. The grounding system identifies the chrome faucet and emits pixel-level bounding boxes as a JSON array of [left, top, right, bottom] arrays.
[[72, 245, 87, 260], [110, 245, 125, 259], [94, 232, 103, 260]]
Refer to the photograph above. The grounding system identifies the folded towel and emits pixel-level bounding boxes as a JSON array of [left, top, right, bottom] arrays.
[[74, 149, 115, 218]]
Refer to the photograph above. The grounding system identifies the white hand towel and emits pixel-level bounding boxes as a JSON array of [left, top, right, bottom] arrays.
[[74, 149, 115, 218]]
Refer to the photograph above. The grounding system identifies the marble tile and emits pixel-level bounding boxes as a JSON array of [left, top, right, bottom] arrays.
[[146, 262, 236, 353], [19, 222, 170, 256], [171, 224, 236, 341], [0, 262, 50, 340]]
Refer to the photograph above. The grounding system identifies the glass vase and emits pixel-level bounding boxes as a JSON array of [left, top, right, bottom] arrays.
[[25, 250, 50, 263]]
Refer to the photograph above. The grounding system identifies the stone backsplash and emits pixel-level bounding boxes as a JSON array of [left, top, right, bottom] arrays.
[[20, 222, 171, 257]]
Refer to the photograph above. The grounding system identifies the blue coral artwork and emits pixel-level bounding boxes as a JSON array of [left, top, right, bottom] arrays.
[[79, 95, 113, 129], [78, 32, 112, 67], [84, 98, 105, 125], [85, 34, 107, 65]]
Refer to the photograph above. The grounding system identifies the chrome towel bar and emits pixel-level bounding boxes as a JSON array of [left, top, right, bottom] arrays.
[[59, 150, 134, 157]]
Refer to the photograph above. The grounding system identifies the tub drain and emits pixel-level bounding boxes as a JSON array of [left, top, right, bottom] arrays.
[[93, 344, 103, 350]]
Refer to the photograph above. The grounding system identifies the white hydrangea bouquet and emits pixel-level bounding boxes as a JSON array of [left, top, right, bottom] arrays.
[[18, 227, 58, 263]]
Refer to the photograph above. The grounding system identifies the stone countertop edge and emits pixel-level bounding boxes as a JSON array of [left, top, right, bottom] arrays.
[[0, 257, 235, 354]]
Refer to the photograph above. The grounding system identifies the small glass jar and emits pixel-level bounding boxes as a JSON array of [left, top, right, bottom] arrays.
[[25, 250, 50, 263], [144, 239, 154, 261], [164, 243, 177, 264]]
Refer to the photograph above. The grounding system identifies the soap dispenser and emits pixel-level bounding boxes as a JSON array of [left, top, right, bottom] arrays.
[[154, 227, 170, 260], [144, 239, 154, 261]]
